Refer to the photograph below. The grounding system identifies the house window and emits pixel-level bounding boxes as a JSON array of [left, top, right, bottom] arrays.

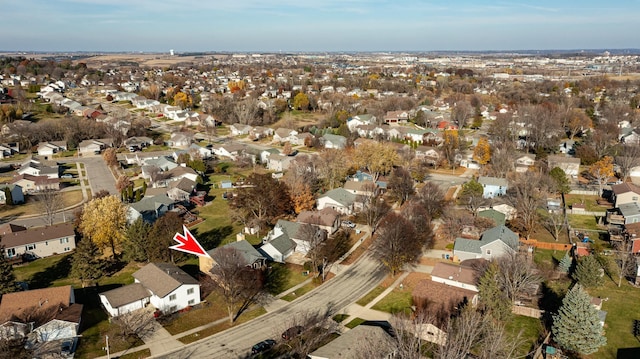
[[188, 299, 195, 305], [26, 244, 36, 251], [486, 249, 492, 255], [634, 196, 639, 201], [169, 306, 177, 313], [60, 238, 69, 244], [187, 288, 194, 295], [6, 248, 15, 257], [64, 247, 70, 252], [169, 294, 177, 301]]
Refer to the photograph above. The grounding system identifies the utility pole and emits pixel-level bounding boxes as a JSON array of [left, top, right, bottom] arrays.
[[105, 335, 110, 359]]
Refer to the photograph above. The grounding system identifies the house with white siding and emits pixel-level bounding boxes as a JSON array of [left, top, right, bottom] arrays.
[[0, 223, 75, 260]]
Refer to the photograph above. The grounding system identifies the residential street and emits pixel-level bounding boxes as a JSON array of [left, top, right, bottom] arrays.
[[153, 252, 387, 359]]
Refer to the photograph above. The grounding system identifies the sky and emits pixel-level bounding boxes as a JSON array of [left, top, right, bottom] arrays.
[[3, 0, 639, 53]]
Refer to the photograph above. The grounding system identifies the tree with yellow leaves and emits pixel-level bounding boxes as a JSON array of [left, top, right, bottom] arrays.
[[293, 93, 310, 111], [291, 184, 316, 214], [79, 195, 128, 258], [473, 137, 491, 165], [173, 91, 193, 110], [441, 129, 462, 168], [589, 155, 614, 196], [352, 141, 398, 182]]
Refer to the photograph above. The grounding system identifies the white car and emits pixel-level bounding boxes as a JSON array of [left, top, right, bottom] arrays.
[[342, 220, 356, 228]]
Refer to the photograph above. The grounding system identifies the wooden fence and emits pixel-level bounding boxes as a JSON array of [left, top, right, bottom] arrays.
[[512, 305, 544, 318], [520, 238, 572, 251]]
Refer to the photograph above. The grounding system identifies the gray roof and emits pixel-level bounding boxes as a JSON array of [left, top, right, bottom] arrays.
[[129, 194, 175, 214], [322, 188, 356, 207], [100, 283, 150, 308], [276, 219, 302, 239], [322, 133, 347, 147], [478, 209, 506, 226], [480, 225, 519, 248], [209, 240, 266, 265], [619, 202, 640, 217], [309, 325, 392, 359], [453, 237, 483, 254], [478, 176, 508, 187], [133, 262, 198, 298], [262, 234, 297, 258]]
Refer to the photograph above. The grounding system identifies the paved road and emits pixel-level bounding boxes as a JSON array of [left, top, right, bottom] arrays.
[[154, 253, 387, 359], [73, 156, 118, 196]]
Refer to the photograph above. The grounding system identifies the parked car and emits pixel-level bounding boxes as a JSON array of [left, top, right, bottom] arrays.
[[282, 325, 304, 340], [251, 339, 276, 355], [61, 174, 73, 179], [341, 220, 356, 228]]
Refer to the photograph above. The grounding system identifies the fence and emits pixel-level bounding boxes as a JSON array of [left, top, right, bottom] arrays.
[[519, 238, 572, 251], [512, 305, 544, 318]]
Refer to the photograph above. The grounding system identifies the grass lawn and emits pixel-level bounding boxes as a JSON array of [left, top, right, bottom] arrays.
[[178, 307, 267, 344], [162, 291, 230, 335], [281, 282, 317, 302], [345, 317, 367, 329], [568, 214, 601, 231], [533, 248, 567, 273], [505, 315, 543, 358], [371, 289, 413, 315], [332, 314, 349, 323], [564, 194, 611, 211], [585, 279, 640, 359], [0, 190, 84, 218], [118, 348, 151, 359], [356, 286, 386, 306]]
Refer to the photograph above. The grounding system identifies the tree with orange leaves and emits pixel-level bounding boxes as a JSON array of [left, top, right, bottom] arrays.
[[473, 137, 491, 165], [589, 156, 614, 195]]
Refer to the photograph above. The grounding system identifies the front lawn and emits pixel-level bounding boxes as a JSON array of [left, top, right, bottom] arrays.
[[177, 307, 267, 344], [0, 190, 84, 218]]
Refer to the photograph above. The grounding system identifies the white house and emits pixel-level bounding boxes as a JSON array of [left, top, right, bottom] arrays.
[[317, 188, 357, 215], [134, 262, 200, 314], [430, 262, 479, 292], [547, 155, 580, 179], [260, 220, 299, 262], [99, 283, 151, 317], [477, 176, 508, 198], [453, 225, 519, 261], [1, 223, 75, 260]]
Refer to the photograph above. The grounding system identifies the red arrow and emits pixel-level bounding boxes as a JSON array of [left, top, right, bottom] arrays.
[[171, 225, 210, 257]]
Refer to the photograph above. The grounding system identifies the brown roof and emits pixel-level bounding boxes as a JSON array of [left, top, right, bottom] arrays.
[[343, 180, 375, 192], [297, 207, 340, 227], [0, 285, 73, 323], [12, 173, 60, 186], [133, 262, 198, 298], [612, 182, 640, 196], [55, 303, 83, 323], [0, 223, 74, 249], [412, 280, 477, 318], [99, 283, 150, 308], [430, 262, 478, 287], [0, 223, 27, 235]]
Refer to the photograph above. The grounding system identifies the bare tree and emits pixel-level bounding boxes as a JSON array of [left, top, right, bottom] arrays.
[[451, 101, 474, 128], [279, 304, 340, 357], [210, 247, 265, 324], [613, 239, 636, 287], [495, 251, 541, 304], [232, 98, 260, 125], [35, 188, 63, 226], [111, 309, 157, 342], [358, 183, 390, 234], [615, 145, 640, 181], [507, 173, 548, 240], [372, 212, 421, 276], [435, 306, 484, 359], [387, 166, 415, 205], [298, 222, 327, 276], [541, 210, 566, 242], [416, 181, 447, 219]]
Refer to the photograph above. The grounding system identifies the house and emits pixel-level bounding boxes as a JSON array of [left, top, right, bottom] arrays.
[[167, 178, 196, 202], [515, 153, 536, 173], [608, 202, 640, 225], [558, 139, 576, 154], [132, 262, 200, 314], [201, 239, 267, 274], [124, 136, 153, 150], [229, 123, 252, 136], [296, 207, 341, 235], [37, 141, 67, 158], [212, 143, 245, 160], [430, 262, 480, 292], [273, 128, 298, 143], [100, 262, 200, 316], [412, 279, 478, 319], [0, 223, 75, 260], [0, 184, 24, 204], [127, 194, 175, 223], [0, 285, 81, 344], [259, 220, 299, 262], [384, 110, 409, 125], [610, 183, 640, 207], [308, 325, 394, 359], [478, 208, 507, 226], [547, 155, 580, 179], [99, 283, 151, 317], [453, 225, 519, 261], [343, 180, 376, 197], [78, 138, 112, 156], [347, 114, 377, 132], [267, 153, 294, 172], [317, 188, 357, 215], [17, 159, 59, 179], [11, 174, 60, 194], [477, 176, 508, 198], [164, 165, 200, 184], [322, 134, 347, 149], [415, 146, 440, 165], [166, 132, 193, 149], [488, 203, 517, 221]]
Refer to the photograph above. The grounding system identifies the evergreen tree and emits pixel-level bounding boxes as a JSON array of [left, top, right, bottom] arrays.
[[572, 255, 604, 288], [0, 246, 17, 295], [4, 187, 12, 206], [552, 284, 606, 355], [123, 218, 152, 263], [558, 252, 573, 273], [478, 262, 512, 321], [70, 239, 105, 287]]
